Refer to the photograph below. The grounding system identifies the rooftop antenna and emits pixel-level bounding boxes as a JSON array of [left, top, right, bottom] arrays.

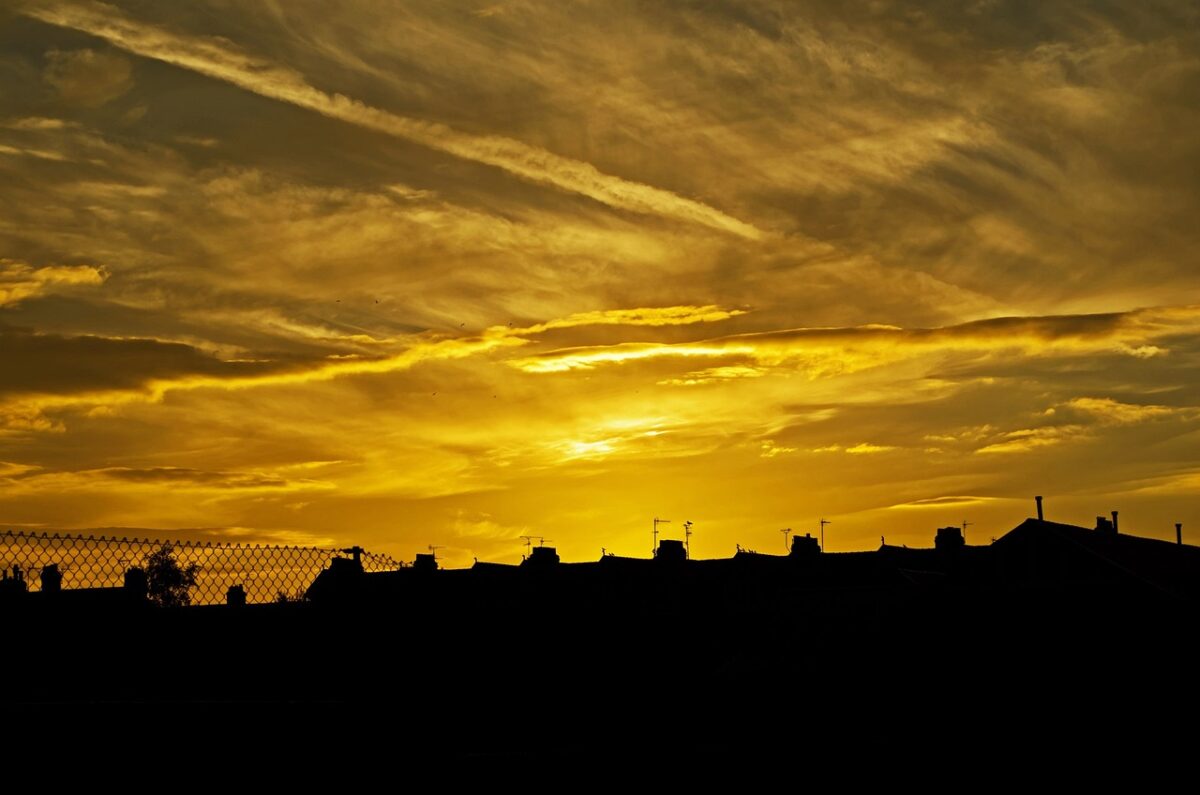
[[520, 535, 535, 555], [653, 517, 671, 556], [539, 538, 553, 547], [819, 518, 831, 552], [780, 527, 792, 552], [427, 544, 443, 560], [961, 520, 972, 545]]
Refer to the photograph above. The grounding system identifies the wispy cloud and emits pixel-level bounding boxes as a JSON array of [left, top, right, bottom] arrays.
[[1, 464, 335, 494], [659, 365, 765, 387], [43, 47, 133, 107], [889, 496, 1001, 510], [892, 499, 1003, 511], [975, 425, 1086, 455], [0, 303, 744, 430], [509, 306, 1200, 375], [1064, 396, 1191, 425], [811, 443, 896, 455], [0, 259, 107, 306], [21, 0, 762, 239]]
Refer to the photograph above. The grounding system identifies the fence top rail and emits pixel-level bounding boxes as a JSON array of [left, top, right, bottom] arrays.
[[1, 529, 398, 562]]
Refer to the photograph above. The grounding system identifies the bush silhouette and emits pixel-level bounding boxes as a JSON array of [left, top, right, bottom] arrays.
[[275, 587, 307, 604], [144, 544, 200, 607]]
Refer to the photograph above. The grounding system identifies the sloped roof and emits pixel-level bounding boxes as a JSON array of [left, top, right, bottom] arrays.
[[993, 517, 1200, 597]]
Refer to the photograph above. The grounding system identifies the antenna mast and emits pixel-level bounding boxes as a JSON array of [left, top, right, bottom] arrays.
[[519, 535, 548, 559], [683, 520, 694, 559], [961, 520, 972, 545], [653, 517, 671, 556], [819, 518, 831, 552], [780, 527, 792, 552]]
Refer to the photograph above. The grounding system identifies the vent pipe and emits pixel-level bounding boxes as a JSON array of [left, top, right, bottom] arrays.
[[1035, 496, 1044, 521], [1177, 523, 1183, 545], [1111, 510, 1119, 534]]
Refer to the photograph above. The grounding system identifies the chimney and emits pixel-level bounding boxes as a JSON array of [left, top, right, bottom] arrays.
[[1177, 523, 1183, 545], [790, 533, 820, 558], [935, 526, 965, 551], [654, 539, 686, 563], [1095, 516, 1114, 534], [522, 546, 560, 568], [1035, 496, 1044, 521], [1111, 511, 1119, 534], [40, 563, 62, 594], [226, 584, 246, 607]]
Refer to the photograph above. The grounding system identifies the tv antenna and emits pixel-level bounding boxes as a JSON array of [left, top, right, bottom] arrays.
[[520, 535, 549, 559], [780, 527, 792, 552], [427, 544, 443, 559], [961, 520, 972, 545], [653, 517, 671, 556], [819, 518, 831, 552], [683, 520, 694, 559]]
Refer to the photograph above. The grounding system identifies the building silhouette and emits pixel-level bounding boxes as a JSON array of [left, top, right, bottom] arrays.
[[303, 515, 1200, 606], [4, 508, 1197, 754]]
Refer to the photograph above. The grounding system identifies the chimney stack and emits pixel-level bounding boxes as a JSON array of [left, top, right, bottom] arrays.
[[40, 563, 62, 594], [790, 533, 820, 558], [1035, 496, 1044, 521], [1111, 510, 1119, 534], [935, 526, 965, 551], [1177, 523, 1183, 545], [522, 546, 560, 567]]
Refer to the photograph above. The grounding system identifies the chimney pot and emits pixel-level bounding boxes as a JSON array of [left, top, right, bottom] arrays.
[[1111, 510, 1119, 534], [1035, 496, 1044, 521], [1177, 523, 1183, 545]]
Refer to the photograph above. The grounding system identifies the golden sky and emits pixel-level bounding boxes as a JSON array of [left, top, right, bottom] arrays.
[[2, 0, 1198, 565]]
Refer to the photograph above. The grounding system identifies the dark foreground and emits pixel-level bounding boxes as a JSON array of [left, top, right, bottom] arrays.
[[6, 517, 1200, 759]]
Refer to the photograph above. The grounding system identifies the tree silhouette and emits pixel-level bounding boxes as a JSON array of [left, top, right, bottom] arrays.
[[144, 544, 200, 607]]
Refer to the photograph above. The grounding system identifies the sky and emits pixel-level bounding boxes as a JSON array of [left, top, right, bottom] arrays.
[[1, 0, 1198, 566]]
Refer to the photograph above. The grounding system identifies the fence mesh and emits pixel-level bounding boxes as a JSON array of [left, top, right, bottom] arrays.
[[0, 530, 401, 605]]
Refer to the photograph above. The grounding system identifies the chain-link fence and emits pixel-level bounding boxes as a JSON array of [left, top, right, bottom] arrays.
[[0, 530, 401, 605]]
